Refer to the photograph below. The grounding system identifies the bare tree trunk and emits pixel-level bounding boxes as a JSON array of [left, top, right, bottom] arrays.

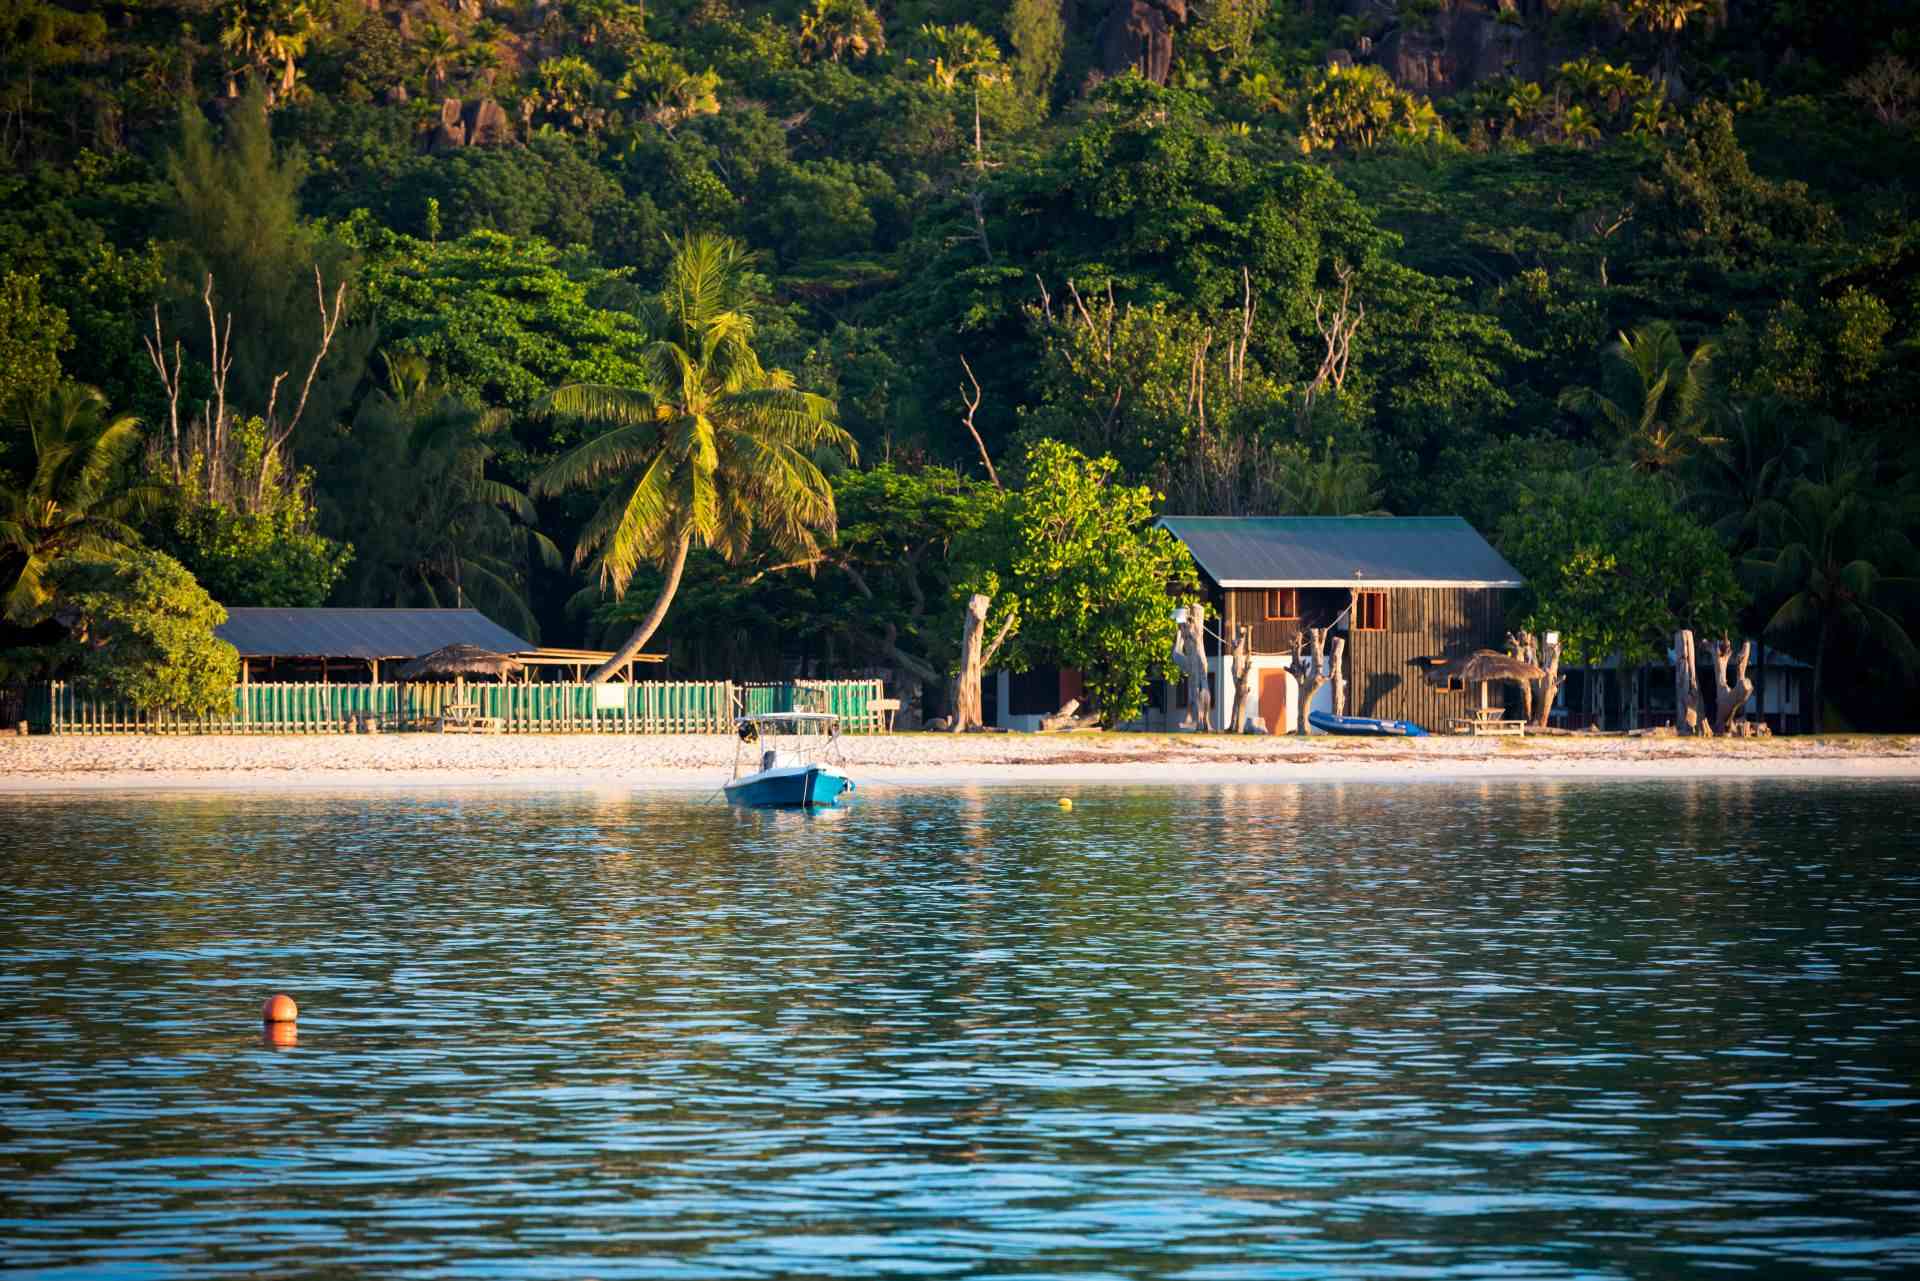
[[957, 355, 999, 489], [1509, 631, 1536, 723], [1177, 603, 1212, 731], [1711, 638, 1754, 735], [952, 593, 991, 733], [142, 305, 184, 480], [1528, 633, 1564, 728], [1329, 635, 1346, 718], [1229, 625, 1252, 733], [260, 266, 348, 500], [1294, 628, 1329, 735], [1674, 630, 1694, 734], [589, 530, 692, 682], [1675, 630, 1711, 737]]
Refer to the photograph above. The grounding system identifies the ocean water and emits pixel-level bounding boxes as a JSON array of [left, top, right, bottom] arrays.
[[2, 780, 1917, 1278]]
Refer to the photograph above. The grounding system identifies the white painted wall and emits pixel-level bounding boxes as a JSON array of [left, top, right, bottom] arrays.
[[1210, 655, 1301, 734]]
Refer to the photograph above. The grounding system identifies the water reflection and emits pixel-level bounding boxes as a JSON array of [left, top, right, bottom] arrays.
[[2, 780, 1918, 1277]]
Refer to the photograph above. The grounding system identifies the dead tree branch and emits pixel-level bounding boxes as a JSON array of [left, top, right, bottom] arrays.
[[958, 354, 1000, 489], [1298, 264, 1362, 429], [141, 305, 184, 479], [264, 265, 348, 474]]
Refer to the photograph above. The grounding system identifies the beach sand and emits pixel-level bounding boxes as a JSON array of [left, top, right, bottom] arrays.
[[3, 729, 1918, 793]]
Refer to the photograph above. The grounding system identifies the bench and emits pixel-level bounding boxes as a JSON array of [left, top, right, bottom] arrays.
[[1451, 708, 1526, 736], [869, 698, 902, 732], [437, 701, 503, 733]]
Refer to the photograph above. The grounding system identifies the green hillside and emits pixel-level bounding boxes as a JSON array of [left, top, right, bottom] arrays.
[[3, 0, 1917, 727]]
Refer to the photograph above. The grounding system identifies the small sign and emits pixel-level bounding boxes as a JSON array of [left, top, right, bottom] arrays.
[[593, 682, 628, 711]]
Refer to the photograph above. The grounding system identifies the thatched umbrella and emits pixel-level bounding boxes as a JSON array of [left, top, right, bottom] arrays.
[[397, 643, 525, 683], [1415, 649, 1546, 688], [395, 645, 524, 729], [1412, 649, 1547, 714]]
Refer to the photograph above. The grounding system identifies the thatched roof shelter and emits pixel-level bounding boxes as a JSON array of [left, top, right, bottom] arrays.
[[1412, 649, 1546, 688], [397, 644, 526, 683]]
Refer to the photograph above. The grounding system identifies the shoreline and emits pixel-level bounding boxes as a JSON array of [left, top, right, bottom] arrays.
[[4, 731, 1918, 795]]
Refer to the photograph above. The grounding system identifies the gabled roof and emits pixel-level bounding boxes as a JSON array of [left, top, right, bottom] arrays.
[[215, 608, 534, 660], [1158, 516, 1524, 588]]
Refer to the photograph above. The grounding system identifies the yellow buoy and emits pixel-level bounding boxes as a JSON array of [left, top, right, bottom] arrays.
[[1057, 797, 1073, 810]]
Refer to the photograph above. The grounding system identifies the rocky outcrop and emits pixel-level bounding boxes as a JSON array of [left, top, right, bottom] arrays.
[[1100, 0, 1188, 85], [1333, 0, 1575, 96], [1372, 6, 1544, 96], [427, 98, 516, 151], [463, 97, 514, 145]]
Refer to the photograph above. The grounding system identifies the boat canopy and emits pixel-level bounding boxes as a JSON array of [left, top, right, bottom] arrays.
[[735, 712, 842, 729]]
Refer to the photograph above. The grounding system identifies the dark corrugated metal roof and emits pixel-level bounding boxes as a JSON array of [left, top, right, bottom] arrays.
[[1158, 517, 1524, 587], [214, 608, 534, 660]]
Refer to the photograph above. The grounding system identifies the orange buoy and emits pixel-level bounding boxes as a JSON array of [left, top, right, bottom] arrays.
[[262, 993, 299, 1023]]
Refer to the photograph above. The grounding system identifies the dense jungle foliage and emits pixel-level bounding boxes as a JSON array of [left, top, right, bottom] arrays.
[[2, 0, 1917, 727]]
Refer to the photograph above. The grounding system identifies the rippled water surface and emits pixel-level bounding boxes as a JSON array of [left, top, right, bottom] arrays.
[[4, 781, 1919, 1278]]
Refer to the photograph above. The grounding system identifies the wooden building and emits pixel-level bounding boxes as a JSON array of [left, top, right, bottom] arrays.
[[213, 607, 662, 683], [1157, 517, 1525, 733]]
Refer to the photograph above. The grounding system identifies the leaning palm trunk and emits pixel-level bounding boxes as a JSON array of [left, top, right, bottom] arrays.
[[591, 531, 692, 682]]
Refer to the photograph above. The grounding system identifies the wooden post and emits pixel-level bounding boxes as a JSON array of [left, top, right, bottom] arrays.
[[1329, 635, 1345, 720], [1332, 636, 1348, 718]]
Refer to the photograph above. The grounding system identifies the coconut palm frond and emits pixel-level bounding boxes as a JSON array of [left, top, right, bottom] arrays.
[[543, 383, 665, 429], [532, 421, 665, 496], [475, 478, 539, 523], [527, 528, 565, 572]]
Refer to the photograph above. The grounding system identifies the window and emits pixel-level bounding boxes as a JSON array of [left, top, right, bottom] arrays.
[[1263, 588, 1298, 620], [1354, 590, 1389, 631]]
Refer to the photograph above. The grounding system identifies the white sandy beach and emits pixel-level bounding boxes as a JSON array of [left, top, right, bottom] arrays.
[[3, 729, 1918, 793]]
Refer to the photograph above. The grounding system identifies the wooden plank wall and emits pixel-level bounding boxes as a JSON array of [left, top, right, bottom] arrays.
[[1220, 588, 1351, 655], [1216, 585, 1510, 731], [1348, 587, 1509, 729]]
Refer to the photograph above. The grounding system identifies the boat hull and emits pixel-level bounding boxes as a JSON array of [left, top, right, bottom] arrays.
[[1308, 710, 1429, 737], [724, 764, 856, 809]]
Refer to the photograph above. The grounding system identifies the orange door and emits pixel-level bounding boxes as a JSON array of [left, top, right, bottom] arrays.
[[1259, 670, 1290, 735]]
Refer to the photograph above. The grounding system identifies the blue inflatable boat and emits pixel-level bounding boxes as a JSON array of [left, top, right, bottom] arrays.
[[1308, 709, 1429, 737]]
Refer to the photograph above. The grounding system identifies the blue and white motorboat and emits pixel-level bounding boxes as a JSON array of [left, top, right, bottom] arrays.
[[1308, 709, 1429, 737], [724, 712, 857, 809]]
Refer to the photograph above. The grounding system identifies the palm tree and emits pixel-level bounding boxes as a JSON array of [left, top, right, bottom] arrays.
[[415, 23, 461, 93], [335, 357, 559, 638], [0, 384, 157, 623], [1556, 56, 1609, 104], [796, 0, 886, 63], [1270, 438, 1387, 516], [1628, 86, 1671, 137], [1558, 321, 1719, 473], [1684, 396, 1812, 550], [1505, 80, 1548, 137], [533, 233, 856, 681], [1561, 104, 1602, 147], [1745, 470, 1917, 732], [1622, 0, 1721, 82]]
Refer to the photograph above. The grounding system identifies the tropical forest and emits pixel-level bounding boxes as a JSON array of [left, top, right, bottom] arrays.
[[2, 0, 1917, 731]]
